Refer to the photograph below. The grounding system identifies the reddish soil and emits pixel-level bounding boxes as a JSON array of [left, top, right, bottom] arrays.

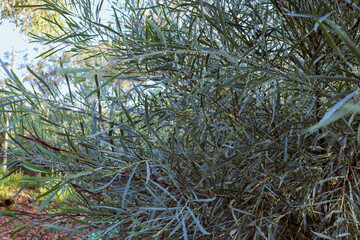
[[0, 191, 91, 240]]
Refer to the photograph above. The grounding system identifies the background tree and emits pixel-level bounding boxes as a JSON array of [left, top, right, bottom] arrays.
[[0, 0, 64, 35], [2, 0, 360, 239], [0, 0, 71, 172]]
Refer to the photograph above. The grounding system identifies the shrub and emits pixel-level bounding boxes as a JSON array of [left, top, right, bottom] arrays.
[[2, 0, 360, 239]]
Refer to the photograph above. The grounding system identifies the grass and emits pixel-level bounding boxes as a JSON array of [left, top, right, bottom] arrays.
[[0, 169, 50, 202]]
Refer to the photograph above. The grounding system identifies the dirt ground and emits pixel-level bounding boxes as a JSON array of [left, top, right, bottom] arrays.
[[0, 191, 90, 240]]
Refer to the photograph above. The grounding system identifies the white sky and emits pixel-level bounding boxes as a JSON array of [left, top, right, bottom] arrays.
[[0, 20, 28, 53], [0, 0, 121, 92], [0, 20, 29, 75]]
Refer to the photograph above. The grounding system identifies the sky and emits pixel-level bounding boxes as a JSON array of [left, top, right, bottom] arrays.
[[0, 0, 114, 81], [0, 20, 27, 54], [0, 20, 40, 79]]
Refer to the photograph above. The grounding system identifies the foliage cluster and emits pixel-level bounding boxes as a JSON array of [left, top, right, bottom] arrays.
[[2, 0, 360, 239], [0, 0, 65, 35], [0, 169, 43, 196]]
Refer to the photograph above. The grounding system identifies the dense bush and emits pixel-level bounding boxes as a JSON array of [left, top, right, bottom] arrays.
[[2, 0, 360, 239]]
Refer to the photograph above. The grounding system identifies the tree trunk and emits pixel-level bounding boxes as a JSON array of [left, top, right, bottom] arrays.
[[2, 47, 15, 172], [2, 113, 9, 172]]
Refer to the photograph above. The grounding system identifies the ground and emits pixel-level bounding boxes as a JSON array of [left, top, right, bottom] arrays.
[[0, 190, 91, 240]]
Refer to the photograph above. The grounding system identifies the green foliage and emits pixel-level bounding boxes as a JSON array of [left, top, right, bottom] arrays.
[[0, 169, 23, 190], [0, 169, 42, 193], [3, 0, 360, 239], [0, 0, 65, 35]]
